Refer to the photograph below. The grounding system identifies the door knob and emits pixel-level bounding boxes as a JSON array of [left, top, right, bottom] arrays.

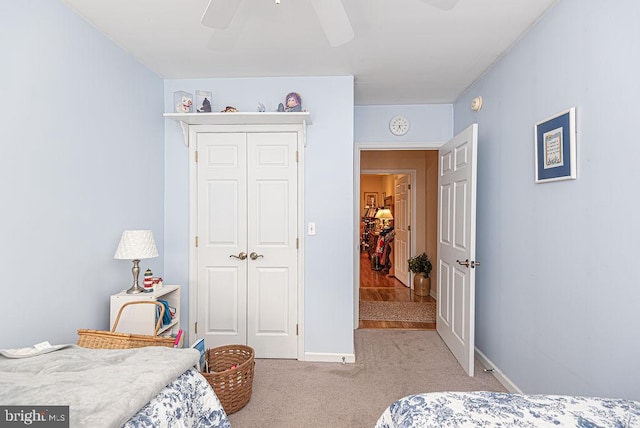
[[456, 259, 480, 268], [249, 252, 264, 260], [230, 252, 247, 260]]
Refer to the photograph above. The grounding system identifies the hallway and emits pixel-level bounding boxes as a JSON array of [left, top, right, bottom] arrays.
[[359, 252, 436, 330]]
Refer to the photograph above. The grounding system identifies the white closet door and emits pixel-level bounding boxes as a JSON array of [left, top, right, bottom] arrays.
[[246, 132, 298, 358], [196, 131, 298, 359], [197, 132, 248, 348]]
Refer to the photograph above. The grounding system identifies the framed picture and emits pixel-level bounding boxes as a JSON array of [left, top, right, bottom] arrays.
[[364, 192, 378, 207], [534, 107, 576, 183]]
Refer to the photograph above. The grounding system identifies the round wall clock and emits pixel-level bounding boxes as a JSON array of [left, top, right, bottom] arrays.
[[389, 115, 410, 136]]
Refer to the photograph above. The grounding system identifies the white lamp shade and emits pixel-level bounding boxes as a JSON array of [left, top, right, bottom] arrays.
[[375, 209, 393, 220], [114, 230, 158, 260]]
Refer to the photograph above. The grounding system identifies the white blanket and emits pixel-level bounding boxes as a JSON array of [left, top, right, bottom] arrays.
[[0, 345, 199, 427]]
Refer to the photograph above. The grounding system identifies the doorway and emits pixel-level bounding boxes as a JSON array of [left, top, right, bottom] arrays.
[[356, 149, 439, 330]]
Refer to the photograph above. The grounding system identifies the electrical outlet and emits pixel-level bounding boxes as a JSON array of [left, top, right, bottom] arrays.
[[308, 222, 316, 235]]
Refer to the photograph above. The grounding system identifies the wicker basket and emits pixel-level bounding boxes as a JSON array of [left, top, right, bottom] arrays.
[[202, 345, 255, 415], [77, 301, 175, 349]]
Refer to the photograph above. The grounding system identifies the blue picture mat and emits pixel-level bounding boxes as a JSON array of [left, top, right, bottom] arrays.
[[191, 339, 206, 372], [536, 110, 572, 181]]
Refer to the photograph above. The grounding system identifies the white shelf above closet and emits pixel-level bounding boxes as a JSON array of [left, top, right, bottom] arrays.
[[164, 112, 312, 146]]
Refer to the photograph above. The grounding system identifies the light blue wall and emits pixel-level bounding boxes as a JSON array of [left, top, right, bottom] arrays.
[[7, 0, 637, 402], [1, 1, 164, 347], [163, 77, 355, 356], [355, 104, 453, 143], [454, 0, 640, 400]]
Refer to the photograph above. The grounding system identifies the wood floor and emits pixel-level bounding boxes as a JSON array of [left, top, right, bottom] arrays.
[[359, 252, 436, 330]]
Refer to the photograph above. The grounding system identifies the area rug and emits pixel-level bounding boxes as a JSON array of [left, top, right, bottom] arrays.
[[359, 300, 436, 322]]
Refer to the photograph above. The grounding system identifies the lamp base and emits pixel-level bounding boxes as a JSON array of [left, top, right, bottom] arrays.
[[125, 259, 145, 294], [126, 284, 145, 294]]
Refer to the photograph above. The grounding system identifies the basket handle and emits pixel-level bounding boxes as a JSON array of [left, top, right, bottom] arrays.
[[111, 301, 166, 336]]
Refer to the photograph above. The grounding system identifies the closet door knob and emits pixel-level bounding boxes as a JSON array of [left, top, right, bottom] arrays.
[[249, 252, 264, 260], [230, 252, 247, 260]]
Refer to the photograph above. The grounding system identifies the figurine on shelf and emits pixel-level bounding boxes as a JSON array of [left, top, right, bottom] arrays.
[[284, 92, 302, 112], [257, 102, 266, 112], [197, 97, 212, 113], [221, 106, 238, 112], [176, 96, 192, 113]]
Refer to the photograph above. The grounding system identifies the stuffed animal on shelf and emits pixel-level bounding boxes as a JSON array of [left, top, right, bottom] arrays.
[[284, 92, 302, 112], [176, 96, 192, 113], [198, 97, 212, 113]]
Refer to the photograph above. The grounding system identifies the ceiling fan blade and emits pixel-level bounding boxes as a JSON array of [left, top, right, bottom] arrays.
[[420, 0, 460, 11], [201, 0, 242, 29], [310, 0, 354, 47], [206, 13, 250, 52]]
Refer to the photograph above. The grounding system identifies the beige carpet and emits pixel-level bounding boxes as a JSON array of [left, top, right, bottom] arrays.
[[227, 329, 507, 428], [359, 300, 436, 322]]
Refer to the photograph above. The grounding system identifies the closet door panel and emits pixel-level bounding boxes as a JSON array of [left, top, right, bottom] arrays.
[[255, 180, 290, 245], [197, 132, 248, 347], [253, 266, 290, 333], [247, 132, 298, 359], [205, 267, 240, 334]]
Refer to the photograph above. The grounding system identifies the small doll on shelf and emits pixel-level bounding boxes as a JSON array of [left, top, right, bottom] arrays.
[[285, 92, 302, 112], [278, 92, 303, 112]]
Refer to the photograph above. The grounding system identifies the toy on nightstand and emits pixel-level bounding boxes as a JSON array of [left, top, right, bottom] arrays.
[[143, 269, 154, 291]]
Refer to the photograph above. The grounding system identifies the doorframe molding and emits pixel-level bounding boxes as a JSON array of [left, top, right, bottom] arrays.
[[188, 123, 306, 360], [354, 140, 444, 329]]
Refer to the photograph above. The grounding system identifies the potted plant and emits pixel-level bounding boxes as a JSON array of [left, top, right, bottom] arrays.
[[407, 253, 432, 297]]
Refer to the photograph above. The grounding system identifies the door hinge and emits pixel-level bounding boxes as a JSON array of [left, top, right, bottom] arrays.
[[408, 225, 411, 231], [195, 236, 199, 247], [296, 151, 299, 163], [296, 238, 299, 249], [296, 324, 299, 336], [195, 150, 198, 163], [195, 322, 198, 334], [408, 183, 411, 190]]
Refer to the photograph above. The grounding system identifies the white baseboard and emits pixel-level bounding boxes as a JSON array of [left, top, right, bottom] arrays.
[[475, 348, 522, 394], [304, 352, 356, 364]]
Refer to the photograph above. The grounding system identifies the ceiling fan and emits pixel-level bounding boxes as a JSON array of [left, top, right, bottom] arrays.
[[201, 0, 459, 49]]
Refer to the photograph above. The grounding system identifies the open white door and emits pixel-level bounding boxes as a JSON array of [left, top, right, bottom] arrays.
[[393, 175, 411, 286], [436, 124, 478, 376]]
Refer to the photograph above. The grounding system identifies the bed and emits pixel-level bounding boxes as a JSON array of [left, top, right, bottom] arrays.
[[0, 344, 231, 427], [375, 391, 640, 427]]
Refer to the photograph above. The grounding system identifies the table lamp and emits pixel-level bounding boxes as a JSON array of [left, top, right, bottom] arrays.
[[375, 208, 394, 228], [114, 230, 159, 294]]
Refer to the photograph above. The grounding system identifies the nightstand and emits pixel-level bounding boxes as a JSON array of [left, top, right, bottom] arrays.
[[109, 285, 180, 336]]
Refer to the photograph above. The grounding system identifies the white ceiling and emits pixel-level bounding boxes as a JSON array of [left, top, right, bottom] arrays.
[[62, 0, 559, 105]]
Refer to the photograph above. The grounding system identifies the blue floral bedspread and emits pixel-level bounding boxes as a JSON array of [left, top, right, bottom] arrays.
[[375, 391, 640, 427], [124, 368, 230, 428]]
